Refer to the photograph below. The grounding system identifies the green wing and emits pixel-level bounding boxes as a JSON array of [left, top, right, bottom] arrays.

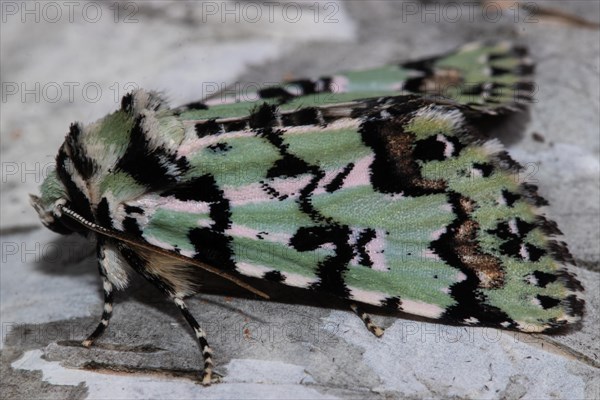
[[50, 43, 576, 334], [116, 93, 581, 334], [189, 41, 534, 116]]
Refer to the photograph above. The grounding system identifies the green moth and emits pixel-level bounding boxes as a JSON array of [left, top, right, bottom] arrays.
[[30, 42, 583, 385]]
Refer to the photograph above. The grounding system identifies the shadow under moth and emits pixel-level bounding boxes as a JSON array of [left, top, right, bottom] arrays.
[[30, 42, 584, 385]]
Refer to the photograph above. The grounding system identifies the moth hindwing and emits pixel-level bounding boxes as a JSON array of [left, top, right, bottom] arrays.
[[30, 42, 583, 385]]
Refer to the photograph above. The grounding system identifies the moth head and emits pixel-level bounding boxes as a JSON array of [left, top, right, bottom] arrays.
[[30, 169, 72, 235]]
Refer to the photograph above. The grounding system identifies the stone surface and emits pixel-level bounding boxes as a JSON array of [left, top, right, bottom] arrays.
[[1, 1, 599, 399]]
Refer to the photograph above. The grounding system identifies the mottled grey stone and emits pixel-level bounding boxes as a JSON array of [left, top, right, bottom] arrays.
[[2, 1, 599, 399]]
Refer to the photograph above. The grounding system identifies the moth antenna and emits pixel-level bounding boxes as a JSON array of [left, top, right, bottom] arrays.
[[58, 204, 269, 300]]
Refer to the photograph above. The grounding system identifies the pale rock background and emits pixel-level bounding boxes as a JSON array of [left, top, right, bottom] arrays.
[[1, 1, 599, 399]]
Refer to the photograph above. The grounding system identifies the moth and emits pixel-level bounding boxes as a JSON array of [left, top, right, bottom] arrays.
[[30, 42, 584, 385]]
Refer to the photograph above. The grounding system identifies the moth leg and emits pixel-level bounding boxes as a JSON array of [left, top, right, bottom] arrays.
[[173, 297, 221, 386], [82, 269, 114, 347], [350, 303, 385, 337]]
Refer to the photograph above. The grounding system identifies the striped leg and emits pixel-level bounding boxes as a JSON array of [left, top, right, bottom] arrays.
[[173, 297, 221, 386], [82, 271, 114, 347], [350, 303, 385, 337]]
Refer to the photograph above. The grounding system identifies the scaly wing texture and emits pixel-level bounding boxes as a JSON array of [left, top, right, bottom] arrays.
[[52, 45, 582, 333], [65, 92, 582, 333], [197, 41, 534, 115]]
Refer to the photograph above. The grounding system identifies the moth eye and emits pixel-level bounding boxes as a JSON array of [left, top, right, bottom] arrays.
[[35, 198, 75, 235], [52, 198, 68, 218], [31, 198, 73, 236]]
